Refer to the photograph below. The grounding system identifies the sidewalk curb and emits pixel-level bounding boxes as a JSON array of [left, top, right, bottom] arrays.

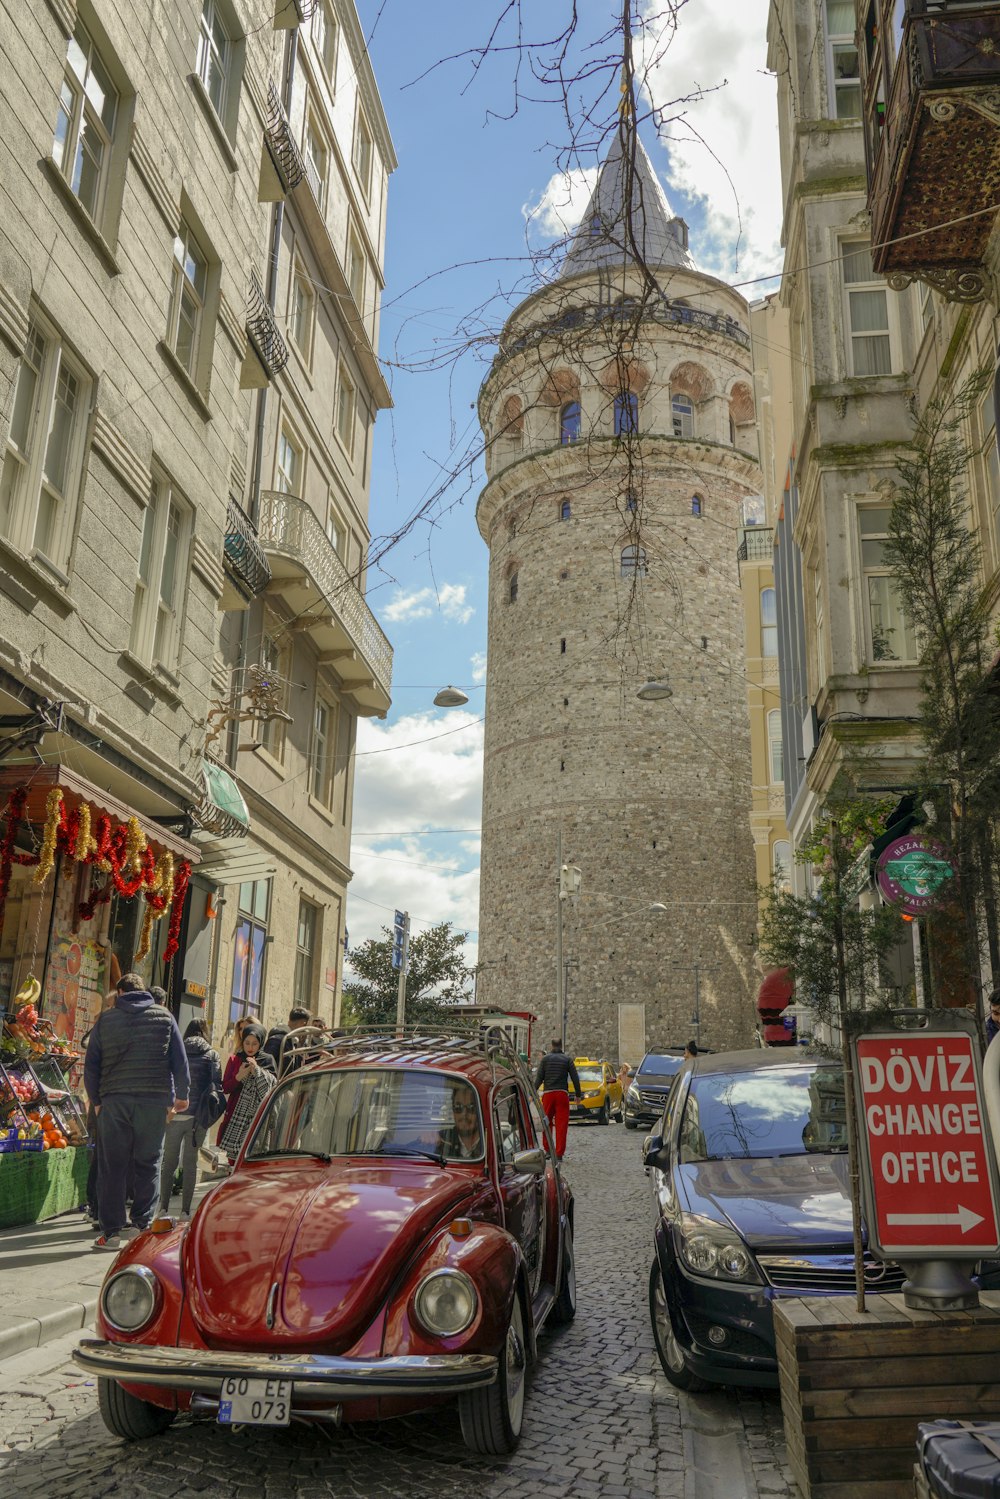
[[0, 1295, 97, 1363]]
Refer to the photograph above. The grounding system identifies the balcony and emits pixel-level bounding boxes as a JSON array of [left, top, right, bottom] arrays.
[[737, 527, 774, 563], [274, 0, 315, 28], [242, 268, 289, 388], [861, 0, 1000, 298], [257, 489, 393, 717], [221, 495, 271, 609], [259, 80, 305, 202]]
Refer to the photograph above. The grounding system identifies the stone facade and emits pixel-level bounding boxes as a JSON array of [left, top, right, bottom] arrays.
[[475, 143, 760, 1062]]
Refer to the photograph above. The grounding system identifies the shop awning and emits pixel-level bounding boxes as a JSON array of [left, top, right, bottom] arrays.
[[193, 761, 251, 839], [0, 764, 199, 863], [189, 834, 277, 886], [756, 967, 793, 1018]]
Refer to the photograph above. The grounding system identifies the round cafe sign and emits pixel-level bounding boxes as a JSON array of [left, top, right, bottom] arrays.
[[875, 834, 955, 915]]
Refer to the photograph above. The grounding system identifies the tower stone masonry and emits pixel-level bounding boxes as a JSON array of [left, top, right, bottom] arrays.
[[476, 130, 761, 1063]]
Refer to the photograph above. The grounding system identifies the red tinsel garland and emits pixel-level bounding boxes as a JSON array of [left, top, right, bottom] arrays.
[[163, 860, 191, 962], [0, 786, 28, 926]]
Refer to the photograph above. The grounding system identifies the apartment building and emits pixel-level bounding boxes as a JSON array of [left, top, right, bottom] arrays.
[[0, 0, 393, 1048]]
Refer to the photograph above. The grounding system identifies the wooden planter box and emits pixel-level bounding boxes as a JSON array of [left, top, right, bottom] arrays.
[[0, 1144, 90, 1229], [774, 1292, 1000, 1499]]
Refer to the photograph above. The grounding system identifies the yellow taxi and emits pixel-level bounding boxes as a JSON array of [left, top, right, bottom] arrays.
[[571, 1058, 623, 1125]]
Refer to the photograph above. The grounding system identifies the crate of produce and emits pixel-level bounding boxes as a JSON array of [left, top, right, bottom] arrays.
[[917, 1421, 1000, 1498]]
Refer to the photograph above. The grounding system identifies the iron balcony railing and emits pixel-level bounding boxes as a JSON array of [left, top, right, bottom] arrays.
[[505, 296, 751, 360], [737, 526, 774, 563], [223, 495, 271, 600], [257, 490, 393, 698], [263, 80, 305, 193], [246, 268, 289, 381]]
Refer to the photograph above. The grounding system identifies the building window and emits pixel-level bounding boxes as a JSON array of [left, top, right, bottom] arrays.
[[691, 494, 703, 517], [859, 507, 918, 662], [671, 394, 694, 438], [293, 898, 318, 1011], [131, 474, 190, 669], [761, 587, 777, 658], [197, 0, 231, 118], [346, 230, 366, 310], [813, 566, 826, 683], [168, 222, 208, 379], [311, 692, 337, 805], [276, 426, 302, 494], [918, 280, 935, 336], [979, 388, 1000, 562], [560, 401, 581, 445], [768, 709, 784, 784], [353, 108, 374, 196], [231, 879, 270, 1024], [290, 260, 315, 362], [621, 545, 647, 578], [304, 106, 329, 209], [258, 625, 289, 759], [0, 316, 90, 570], [508, 571, 518, 603], [311, 0, 337, 83], [52, 22, 119, 226], [842, 242, 893, 377], [326, 503, 346, 558], [614, 392, 638, 436], [825, 0, 861, 119], [773, 840, 792, 891], [559, 499, 571, 521], [336, 365, 356, 454]]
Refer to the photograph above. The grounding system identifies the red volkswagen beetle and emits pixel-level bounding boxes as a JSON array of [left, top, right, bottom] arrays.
[[73, 1033, 576, 1454]]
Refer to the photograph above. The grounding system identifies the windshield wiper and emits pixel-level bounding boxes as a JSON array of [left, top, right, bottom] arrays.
[[378, 1144, 446, 1165], [252, 1148, 332, 1163]]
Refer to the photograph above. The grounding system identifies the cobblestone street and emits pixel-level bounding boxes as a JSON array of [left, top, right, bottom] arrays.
[[0, 1125, 795, 1499]]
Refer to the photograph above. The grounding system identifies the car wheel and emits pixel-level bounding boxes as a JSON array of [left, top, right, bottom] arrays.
[[649, 1260, 711, 1393], [625, 1120, 638, 1130], [598, 1100, 610, 1126], [97, 1378, 176, 1441], [459, 1294, 527, 1454], [551, 1221, 577, 1324]]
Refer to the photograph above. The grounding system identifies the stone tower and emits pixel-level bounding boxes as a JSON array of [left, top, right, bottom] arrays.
[[475, 128, 762, 1063]]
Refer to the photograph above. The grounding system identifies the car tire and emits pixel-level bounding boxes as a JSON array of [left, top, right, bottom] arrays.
[[459, 1294, 527, 1454], [649, 1260, 711, 1393], [551, 1221, 577, 1324], [598, 1100, 610, 1126], [625, 1120, 638, 1131], [97, 1378, 176, 1441]]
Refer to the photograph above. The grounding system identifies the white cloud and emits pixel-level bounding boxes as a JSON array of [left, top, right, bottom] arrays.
[[345, 710, 484, 969], [470, 650, 487, 683], [383, 582, 474, 626], [523, 166, 600, 241]]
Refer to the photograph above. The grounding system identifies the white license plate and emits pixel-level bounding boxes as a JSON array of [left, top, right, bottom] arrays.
[[217, 1376, 291, 1426]]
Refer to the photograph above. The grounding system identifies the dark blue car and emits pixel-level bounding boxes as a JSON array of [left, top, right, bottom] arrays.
[[643, 1049, 894, 1391]]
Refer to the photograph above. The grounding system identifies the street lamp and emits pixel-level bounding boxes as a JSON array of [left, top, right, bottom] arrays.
[[636, 678, 673, 701], [433, 685, 470, 707]]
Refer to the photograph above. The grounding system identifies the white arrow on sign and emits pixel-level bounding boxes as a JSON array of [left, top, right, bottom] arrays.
[[885, 1205, 985, 1234]]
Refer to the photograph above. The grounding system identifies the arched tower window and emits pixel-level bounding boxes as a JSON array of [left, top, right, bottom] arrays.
[[671, 395, 694, 439], [560, 401, 581, 445], [768, 709, 783, 783], [559, 499, 571, 520], [614, 392, 639, 436], [691, 494, 703, 517], [500, 394, 524, 441], [621, 545, 647, 578], [761, 588, 777, 657], [508, 571, 519, 603]]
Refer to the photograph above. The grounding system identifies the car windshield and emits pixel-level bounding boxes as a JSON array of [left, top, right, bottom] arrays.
[[578, 1067, 603, 1084], [677, 1065, 847, 1162], [246, 1068, 486, 1163], [638, 1054, 682, 1083]]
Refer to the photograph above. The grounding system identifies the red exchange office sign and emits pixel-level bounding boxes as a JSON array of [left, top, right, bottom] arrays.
[[854, 1031, 1000, 1258]]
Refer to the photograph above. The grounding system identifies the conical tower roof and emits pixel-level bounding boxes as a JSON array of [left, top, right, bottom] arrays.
[[558, 128, 695, 279]]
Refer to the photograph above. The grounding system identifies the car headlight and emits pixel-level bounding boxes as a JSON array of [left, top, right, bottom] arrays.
[[675, 1217, 761, 1284], [413, 1269, 478, 1336], [102, 1267, 160, 1332], [627, 1086, 640, 1103]]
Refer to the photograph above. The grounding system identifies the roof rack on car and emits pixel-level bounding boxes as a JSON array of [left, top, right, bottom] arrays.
[[278, 1022, 536, 1094]]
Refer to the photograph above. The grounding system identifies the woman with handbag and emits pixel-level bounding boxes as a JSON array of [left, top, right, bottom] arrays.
[[157, 1019, 223, 1221]]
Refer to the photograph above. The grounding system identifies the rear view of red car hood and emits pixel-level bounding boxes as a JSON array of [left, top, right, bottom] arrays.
[[184, 1161, 477, 1352]]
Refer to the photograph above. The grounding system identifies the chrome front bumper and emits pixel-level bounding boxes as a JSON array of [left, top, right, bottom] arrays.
[[73, 1340, 497, 1398]]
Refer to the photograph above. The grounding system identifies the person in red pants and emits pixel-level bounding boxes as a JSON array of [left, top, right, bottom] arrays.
[[534, 1039, 583, 1160]]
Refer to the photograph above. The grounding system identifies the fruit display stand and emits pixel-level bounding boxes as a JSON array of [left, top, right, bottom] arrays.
[[0, 1022, 91, 1230]]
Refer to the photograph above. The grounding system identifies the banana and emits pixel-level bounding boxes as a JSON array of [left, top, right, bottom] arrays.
[[13, 976, 40, 1009]]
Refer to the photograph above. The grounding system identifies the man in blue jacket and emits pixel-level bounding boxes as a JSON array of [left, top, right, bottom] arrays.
[[84, 972, 189, 1250]]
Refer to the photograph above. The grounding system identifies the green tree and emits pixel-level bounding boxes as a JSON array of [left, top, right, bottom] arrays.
[[885, 366, 1000, 1008], [342, 921, 475, 1029]]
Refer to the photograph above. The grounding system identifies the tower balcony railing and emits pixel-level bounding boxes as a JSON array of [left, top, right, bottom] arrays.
[[504, 297, 751, 361], [737, 526, 774, 563], [257, 490, 392, 715], [222, 495, 272, 606]]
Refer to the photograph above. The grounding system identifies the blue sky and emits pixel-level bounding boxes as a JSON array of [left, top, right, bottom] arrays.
[[345, 0, 781, 966]]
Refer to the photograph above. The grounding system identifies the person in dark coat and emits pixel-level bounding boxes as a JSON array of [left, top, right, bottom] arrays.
[[220, 1023, 275, 1163], [84, 973, 189, 1250], [533, 1039, 583, 1161], [263, 1006, 312, 1074], [221, 1022, 276, 1131], [157, 1019, 222, 1219]]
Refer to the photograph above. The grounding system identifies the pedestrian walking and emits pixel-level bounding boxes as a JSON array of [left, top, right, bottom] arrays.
[[84, 973, 189, 1251], [617, 1061, 632, 1097], [220, 1023, 275, 1163], [157, 1019, 223, 1221], [80, 990, 118, 1225], [684, 1039, 698, 1061], [263, 1005, 312, 1074], [533, 1038, 583, 1161]]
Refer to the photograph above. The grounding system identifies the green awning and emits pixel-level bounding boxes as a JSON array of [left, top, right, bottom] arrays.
[[196, 761, 250, 838]]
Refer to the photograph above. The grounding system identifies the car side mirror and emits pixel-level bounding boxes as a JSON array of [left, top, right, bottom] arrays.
[[510, 1147, 546, 1176], [643, 1133, 670, 1171]]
